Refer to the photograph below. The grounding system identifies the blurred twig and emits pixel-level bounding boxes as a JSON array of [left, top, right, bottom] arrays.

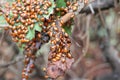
[[97, 0, 105, 27], [0, 31, 4, 45], [83, 63, 110, 78], [101, 40, 120, 72], [73, 15, 91, 68], [0, 57, 23, 68]]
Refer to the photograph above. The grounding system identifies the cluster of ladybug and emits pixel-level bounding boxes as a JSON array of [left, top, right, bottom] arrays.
[[22, 31, 50, 80], [48, 21, 72, 64], [3, 0, 82, 80], [4, 0, 52, 80], [5, 0, 52, 44]]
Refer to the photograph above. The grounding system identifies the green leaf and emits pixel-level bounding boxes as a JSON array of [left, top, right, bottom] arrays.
[[63, 26, 72, 35], [43, 0, 55, 19], [18, 43, 25, 52], [26, 27, 35, 40], [0, 15, 8, 25], [34, 22, 42, 32], [0, 30, 2, 32], [9, 10, 14, 17], [7, 0, 16, 6], [56, 0, 66, 8], [26, 23, 42, 40]]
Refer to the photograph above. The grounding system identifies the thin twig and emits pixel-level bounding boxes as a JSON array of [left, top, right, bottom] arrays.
[[73, 15, 91, 68], [98, 0, 105, 27], [83, 63, 110, 78], [88, 3, 95, 14]]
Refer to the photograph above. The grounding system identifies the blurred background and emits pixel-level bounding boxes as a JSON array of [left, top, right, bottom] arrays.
[[0, 0, 120, 80]]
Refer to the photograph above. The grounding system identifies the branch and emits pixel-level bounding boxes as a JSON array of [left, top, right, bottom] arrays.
[[60, 0, 119, 25], [80, 0, 119, 14], [101, 39, 120, 72], [60, 1, 85, 24]]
